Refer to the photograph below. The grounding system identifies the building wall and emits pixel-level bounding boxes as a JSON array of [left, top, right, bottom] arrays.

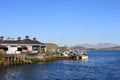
[[26, 46, 32, 51], [0, 45, 46, 54], [6, 46, 17, 54]]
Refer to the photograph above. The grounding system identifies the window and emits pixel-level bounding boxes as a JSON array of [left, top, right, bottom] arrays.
[[33, 46, 39, 50], [23, 46, 28, 50], [17, 48, 22, 51], [4, 48, 8, 51]]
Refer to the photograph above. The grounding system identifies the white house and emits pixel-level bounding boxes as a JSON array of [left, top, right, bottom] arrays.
[[0, 36, 46, 54]]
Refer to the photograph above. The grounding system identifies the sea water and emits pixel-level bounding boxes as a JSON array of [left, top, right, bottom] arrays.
[[0, 50, 120, 80]]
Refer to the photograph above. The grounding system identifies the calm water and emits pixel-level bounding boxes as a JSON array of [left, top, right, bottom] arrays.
[[0, 50, 120, 80]]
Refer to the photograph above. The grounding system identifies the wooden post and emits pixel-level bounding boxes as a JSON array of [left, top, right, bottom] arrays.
[[9, 57, 11, 65], [12, 57, 14, 65], [3, 57, 9, 65]]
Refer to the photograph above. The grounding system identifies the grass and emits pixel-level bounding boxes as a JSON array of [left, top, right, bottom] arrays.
[[0, 60, 3, 65], [31, 56, 58, 63]]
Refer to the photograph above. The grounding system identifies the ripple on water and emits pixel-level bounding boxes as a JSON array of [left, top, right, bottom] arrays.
[[0, 50, 120, 80]]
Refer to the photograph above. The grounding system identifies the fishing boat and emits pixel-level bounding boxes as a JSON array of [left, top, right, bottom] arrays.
[[70, 50, 88, 60], [59, 49, 88, 60]]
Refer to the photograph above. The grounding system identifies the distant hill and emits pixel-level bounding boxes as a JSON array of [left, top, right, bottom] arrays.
[[80, 43, 118, 48], [80, 43, 95, 48], [44, 43, 59, 51], [98, 46, 120, 50], [44, 43, 120, 50], [70, 45, 87, 50]]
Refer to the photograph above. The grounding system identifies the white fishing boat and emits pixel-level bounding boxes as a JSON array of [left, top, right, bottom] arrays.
[[72, 50, 88, 60]]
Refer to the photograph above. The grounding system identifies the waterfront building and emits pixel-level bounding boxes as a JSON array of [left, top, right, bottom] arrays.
[[0, 36, 46, 54]]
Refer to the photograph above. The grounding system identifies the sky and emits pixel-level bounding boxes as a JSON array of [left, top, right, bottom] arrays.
[[0, 0, 120, 46]]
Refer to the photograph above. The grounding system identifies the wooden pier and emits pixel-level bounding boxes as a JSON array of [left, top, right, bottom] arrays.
[[0, 52, 88, 66], [1, 54, 32, 66]]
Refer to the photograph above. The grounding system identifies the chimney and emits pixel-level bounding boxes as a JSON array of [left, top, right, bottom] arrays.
[[0, 36, 4, 41], [18, 37, 21, 40], [25, 36, 29, 39], [33, 38, 37, 41]]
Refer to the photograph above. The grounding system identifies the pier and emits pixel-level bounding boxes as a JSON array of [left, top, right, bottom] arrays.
[[0, 52, 88, 66], [0, 52, 60, 66], [1, 54, 32, 66]]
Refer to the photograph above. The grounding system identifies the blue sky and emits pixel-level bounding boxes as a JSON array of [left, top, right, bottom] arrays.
[[0, 0, 120, 46]]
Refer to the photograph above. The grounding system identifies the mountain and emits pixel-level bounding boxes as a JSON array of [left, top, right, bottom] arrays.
[[95, 43, 117, 48], [80, 43, 118, 48], [80, 43, 95, 48], [98, 46, 120, 50]]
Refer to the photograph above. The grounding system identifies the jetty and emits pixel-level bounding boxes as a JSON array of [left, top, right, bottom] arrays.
[[0, 54, 31, 66], [0, 51, 88, 66]]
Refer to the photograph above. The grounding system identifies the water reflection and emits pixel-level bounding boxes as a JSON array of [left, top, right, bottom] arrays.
[[62, 60, 69, 64], [81, 59, 88, 64]]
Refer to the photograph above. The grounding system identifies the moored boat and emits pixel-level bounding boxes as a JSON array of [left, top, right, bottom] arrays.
[[70, 50, 88, 60]]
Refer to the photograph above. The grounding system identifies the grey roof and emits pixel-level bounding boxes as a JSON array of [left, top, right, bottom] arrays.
[[1, 40, 19, 44], [19, 39, 45, 45], [0, 39, 45, 45]]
